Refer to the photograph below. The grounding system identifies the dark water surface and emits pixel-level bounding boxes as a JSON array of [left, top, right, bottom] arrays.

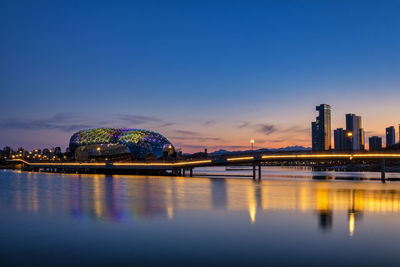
[[1, 169, 400, 266]]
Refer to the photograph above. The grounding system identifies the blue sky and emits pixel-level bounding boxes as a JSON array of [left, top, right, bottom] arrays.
[[1, 0, 400, 152]]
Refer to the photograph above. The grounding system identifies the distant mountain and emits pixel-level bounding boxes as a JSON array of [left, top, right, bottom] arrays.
[[269, 146, 311, 152], [208, 146, 311, 156]]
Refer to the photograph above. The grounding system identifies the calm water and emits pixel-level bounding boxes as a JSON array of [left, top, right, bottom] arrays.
[[1, 168, 400, 266]]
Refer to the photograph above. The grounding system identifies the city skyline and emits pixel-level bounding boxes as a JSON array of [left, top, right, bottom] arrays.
[[1, 1, 400, 152], [2, 2, 400, 266], [1, 103, 399, 153]]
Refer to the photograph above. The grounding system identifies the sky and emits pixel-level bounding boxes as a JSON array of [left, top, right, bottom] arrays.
[[1, 0, 400, 153]]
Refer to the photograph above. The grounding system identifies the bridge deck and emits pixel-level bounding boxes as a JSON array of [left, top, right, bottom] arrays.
[[6, 152, 400, 181], [8, 152, 400, 170]]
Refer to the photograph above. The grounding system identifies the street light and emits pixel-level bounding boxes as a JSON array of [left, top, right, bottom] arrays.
[[250, 140, 255, 153]]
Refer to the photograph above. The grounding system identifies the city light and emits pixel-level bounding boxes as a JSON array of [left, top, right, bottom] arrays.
[[227, 156, 254, 161], [114, 160, 212, 166]]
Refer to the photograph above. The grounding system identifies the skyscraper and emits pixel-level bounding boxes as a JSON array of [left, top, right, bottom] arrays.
[[369, 136, 382, 151], [334, 128, 346, 151], [386, 126, 396, 147], [312, 104, 331, 151], [345, 114, 364, 151], [360, 128, 365, 150]]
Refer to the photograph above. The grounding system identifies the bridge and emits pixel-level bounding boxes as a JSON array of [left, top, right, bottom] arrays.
[[8, 152, 400, 182]]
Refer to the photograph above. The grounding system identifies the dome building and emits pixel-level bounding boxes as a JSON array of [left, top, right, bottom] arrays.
[[69, 128, 175, 161]]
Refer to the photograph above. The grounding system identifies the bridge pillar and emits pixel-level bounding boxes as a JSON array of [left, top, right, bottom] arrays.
[[183, 168, 186, 177], [258, 162, 262, 180], [381, 159, 386, 183], [252, 161, 256, 180], [190, 168, 193, 177]]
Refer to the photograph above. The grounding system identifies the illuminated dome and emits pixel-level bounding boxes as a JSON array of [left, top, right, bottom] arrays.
[[69, 128, 175, 161]]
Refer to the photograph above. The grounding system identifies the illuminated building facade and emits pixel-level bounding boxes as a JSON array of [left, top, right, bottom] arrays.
[[312, 104, 331, 151], [69, 128, 175, 161], [345, 114, 365, 150]]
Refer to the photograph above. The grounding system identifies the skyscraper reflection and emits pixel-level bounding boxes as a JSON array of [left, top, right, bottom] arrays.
[[9, 173, 400, 236], [211, 179, 228, 210]]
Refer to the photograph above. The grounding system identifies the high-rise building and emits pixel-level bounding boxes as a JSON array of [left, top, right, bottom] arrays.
[[334, 128, 346, 151], [386, 126, 396, 147], [2, 146, 12, 158], [369, 136, 382, 151], [345, 114, 364, 150], [312, 104, 331, 151], [360, 128, 365, 150]]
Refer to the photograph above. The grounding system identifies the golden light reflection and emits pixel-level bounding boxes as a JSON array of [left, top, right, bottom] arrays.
[[316, 188, 330, 212], [31, 177, 39, 213], [247, 186, 257, 224], [167, 207, 174, 220], [11, 174, 400, 233], [349, 212, 355, 237], [93, 175, 103, 218], [165, 181, 174, 220]]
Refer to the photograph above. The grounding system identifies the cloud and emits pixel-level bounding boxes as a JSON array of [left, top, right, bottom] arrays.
[[253, 139, 268, 144], [170, 136, 222, 142], [171, 129, 223, 142], [52, 112, 82, 121], [0, 118, 95, 132], [237, 121, 249, 129], [268, 139, 286, 143], [116, 114, 162, 124], [279, 125, 310, 134], [238, 121, 308, 136], [159, 122, 176, 127], [0, 113, 96, 132], [0, 113, 175, 133], [173, 144, 249, 152], [174, 130, 198, 136], [203, 120, 216, 126], [173, 144, 209, 150], [254, 124, 276, 135]]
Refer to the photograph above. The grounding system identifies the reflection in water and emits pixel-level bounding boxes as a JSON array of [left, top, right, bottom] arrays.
[[211, 179, 228, 210], [6, 171, 400, 236], [318, 211, 333, 232], [165, 180, 174, 220], [93, 175, 103, 218], [247, 184, 257, 224], [316, 188, 333, 232], [349, 212, 355, 236]]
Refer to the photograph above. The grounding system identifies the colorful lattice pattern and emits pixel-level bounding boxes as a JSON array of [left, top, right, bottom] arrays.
[[69, 128, 174, 159]]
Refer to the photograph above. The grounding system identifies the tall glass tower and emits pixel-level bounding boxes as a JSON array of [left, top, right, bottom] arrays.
[[386, 126, 396, 147], [345, 114, 365, 151], [312, 104, 331, 151]]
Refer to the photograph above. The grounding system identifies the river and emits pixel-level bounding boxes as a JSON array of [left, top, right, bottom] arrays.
[[1, 168, 400, 266]]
